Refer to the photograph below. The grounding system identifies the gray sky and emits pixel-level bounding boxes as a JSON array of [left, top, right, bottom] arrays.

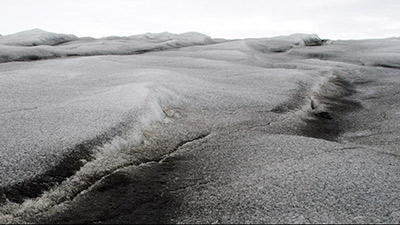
[[1, 0, 399, 39]]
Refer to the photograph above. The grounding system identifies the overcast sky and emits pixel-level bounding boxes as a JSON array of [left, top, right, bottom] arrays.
[[1, 0, 399, 40]]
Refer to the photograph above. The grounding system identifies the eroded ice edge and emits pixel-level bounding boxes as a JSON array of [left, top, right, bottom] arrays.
[[0, 29, 400, 223]]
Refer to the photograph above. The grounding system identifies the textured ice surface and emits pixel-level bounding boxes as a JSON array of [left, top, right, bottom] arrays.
[[1, 29, 400, 223], [0, 30, 326, 190], [0, 29, 397, 188], [0, 58, 185, 186]]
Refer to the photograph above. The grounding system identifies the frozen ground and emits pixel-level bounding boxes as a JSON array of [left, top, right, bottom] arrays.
[[0, 29, 399, 223]]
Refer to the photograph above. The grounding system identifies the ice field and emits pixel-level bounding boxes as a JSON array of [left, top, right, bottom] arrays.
[[0, 29, 399, 223]]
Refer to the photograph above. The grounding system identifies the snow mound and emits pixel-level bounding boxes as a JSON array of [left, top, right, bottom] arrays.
[[0, 29, 78, 46]]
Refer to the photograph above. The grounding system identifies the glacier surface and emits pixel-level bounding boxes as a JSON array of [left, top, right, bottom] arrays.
[[0, 29, 400, 224]]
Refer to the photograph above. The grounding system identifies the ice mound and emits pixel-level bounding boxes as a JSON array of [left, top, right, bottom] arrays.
[[0, 69, 185, 201], [97, 31, 214, 50], [76, 31, 215, 54], [94, 84, 185, 157], [246, 33, 324, 53], [361, 53, 400, 69], [0, 30, 217, 63], [142, 31, 214, 47], [131, 31, 212, 44], [354, 38, 400, 69], [0, 29, 78, 46], [287, 36, 400, 68], [0, 81, 184, 220], [287, 33, 324, 46]]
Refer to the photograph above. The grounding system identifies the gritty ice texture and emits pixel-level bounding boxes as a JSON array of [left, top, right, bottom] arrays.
[[0, 29, 400, 224], [0, 63, 183, 186], [0, 30, 326, 190]]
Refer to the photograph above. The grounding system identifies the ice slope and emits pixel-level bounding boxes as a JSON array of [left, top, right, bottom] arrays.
[[0, 51, 306, 188], [0, 58, 185, 187], [0, 31, 325, 201], [1, 29, 400, 223], [287, 37, 400, 69]]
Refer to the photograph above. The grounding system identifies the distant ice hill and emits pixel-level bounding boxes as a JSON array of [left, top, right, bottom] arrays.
[[0, 28, 78, 46], [0, 29, 216, 62], [0, 29, 326, 63]]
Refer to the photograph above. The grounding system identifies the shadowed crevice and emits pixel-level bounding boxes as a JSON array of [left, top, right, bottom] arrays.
[[0, 120, 135, 204], [35, 133, 211, 224], [299, 75, 362, 141]]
